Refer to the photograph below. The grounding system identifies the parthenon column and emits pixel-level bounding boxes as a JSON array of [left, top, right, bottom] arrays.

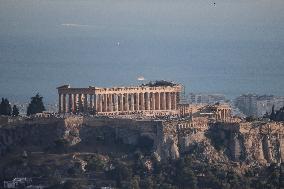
[[99, 94, 103, 112], [173, 92, 177, 110], [146, 92, 151, 110], [84, 94, 88, 112], [104, 94, 108, 112], [119, 94, 124, 111], [68, 94, 72, 113], [78, 94, 82, 111], [101, 94, 104, 112], [162, 92, 166, 110], [144, 93, 147, 110], [112, 94, 116, 112], [93, 94, 96, 110], [89, 94, 93, 109], [62, 94, 67, 113], [140, 93, 144, 110], [135, 93, 139, 111], [73, 94, 77, 112], [94, 94, 98, 112], [151, 92, 155, 110], [167, 92, 171, 110], [95, 94, 99, 112], [170, 92, 174, 110], [58, 94, 62, 113], [109, 94, 113, 112], [130, 94, 135, 111], [125, 93, 129, 111], [155, 92, 160, 110]]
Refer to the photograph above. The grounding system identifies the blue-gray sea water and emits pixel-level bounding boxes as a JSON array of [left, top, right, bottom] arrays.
[[0, 0, 283, 103]]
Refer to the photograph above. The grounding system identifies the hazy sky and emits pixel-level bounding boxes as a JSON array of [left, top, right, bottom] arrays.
[[0, 0, 284, 102]]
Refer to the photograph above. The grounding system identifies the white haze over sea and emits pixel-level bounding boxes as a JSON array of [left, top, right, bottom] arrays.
[[0, 0, 283, 103]]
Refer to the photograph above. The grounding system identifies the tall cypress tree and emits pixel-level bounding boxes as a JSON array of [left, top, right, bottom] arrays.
[[27, 93, 46, 116], [270, 105, 276, 121], [0, 98, 12, 116], [0, 98, 4, 115], [12, 105, 20, 116]]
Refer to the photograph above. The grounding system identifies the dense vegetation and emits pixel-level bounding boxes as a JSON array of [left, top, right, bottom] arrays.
[[0, 98, 12, 116], [43, 153, 282, 189], [0, 98, 19, 116], [27, 93, 46, 115], [0, 94, 46, 116], [269, 105, 284, 121]]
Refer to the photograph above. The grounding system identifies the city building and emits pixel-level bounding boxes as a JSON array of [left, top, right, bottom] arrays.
[[188, 93, 226, 104], [235, 94, 284, 117], [57, 82, 182, 116]]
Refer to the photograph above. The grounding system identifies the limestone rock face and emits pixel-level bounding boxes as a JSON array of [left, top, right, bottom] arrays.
[[230, 134, 242, 161], [238, 122, 284, 165], [158, 119, 284, 166], [170, 140, 180, 159], [1, 116, 284, 169], [64, 116, 83, 145], [202, 121, 284, 165]]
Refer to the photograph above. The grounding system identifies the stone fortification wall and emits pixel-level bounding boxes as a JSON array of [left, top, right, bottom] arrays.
[[0, 116, 163, 158], [0, 118, 67, 156], [80, 117, 162, 150], [1, 115, 284, 167]]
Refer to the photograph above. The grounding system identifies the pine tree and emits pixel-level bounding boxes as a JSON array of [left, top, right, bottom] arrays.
[[0, 98, 4, 115], [275, 106, 284, 121], [27, 93, 46, 116], [270, 105, 276, 121], [12, 105, 19, 116], [0, 98, 12, 116]]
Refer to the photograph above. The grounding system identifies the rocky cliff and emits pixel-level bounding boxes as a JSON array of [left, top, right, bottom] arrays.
[[169, 120, 284, 168], [1, 116, 284, 169]]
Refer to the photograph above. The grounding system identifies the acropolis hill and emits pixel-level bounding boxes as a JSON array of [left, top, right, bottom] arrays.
[[1, 81, 284, 188]]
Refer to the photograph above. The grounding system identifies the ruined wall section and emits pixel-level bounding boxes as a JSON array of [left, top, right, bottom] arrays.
[[0, 118, 67, 156], [81, 117, 160, 146], [0, 116, 162, 157]]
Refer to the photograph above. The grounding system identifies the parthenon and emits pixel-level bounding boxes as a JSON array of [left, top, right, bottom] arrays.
[[57, 82, 182, 116]]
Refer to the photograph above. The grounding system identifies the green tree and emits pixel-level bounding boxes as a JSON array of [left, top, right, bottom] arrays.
[[270, 105, 276, 120], [27, 93, 46, 115], [86, 154, 106, 171], [129, 176, 140, 189], [275, 106, 284, 121], [137, 135, 154, 152], [12, 105, 19, 116], [108, 160, 133, 187], [53, 138, 69, 153], [245, 116, 257, 122], [175, 156, 198, 189], [141, 177, 154, 189], [0, 98, 12, 116]]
